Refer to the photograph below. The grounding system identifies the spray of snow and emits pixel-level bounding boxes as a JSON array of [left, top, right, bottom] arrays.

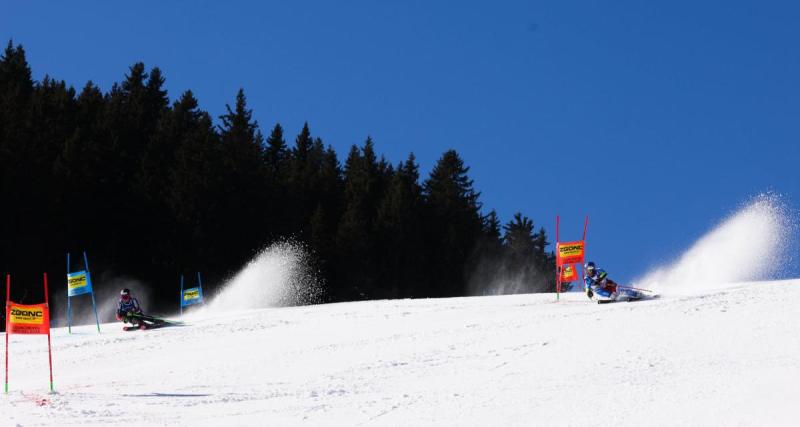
[[635, 194, 796, 293], [207, 240, 323, 311]]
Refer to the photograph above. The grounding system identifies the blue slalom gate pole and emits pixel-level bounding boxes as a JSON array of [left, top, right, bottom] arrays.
[[90, 291, 100, 332], [197, 272, 204, 302], [67, 253, 72, 334], [179, 274, 184, 316], [84, 252, 101, 333]]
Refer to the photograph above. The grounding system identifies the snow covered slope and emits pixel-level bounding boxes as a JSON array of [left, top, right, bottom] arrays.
[[3, 279, 799, 426]]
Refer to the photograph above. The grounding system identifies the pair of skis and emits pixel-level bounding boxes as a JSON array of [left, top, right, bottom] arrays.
[[593, 285, 658, 304], [123, 312, 183, 331], [620, 285, 659, 300]]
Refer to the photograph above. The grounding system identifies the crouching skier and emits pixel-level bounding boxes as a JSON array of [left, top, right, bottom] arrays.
[[116, 288, 146, 330], [583, 262, 642, 303]]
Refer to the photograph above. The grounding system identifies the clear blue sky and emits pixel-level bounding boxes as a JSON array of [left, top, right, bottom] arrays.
[[4, 1, 799, 283]]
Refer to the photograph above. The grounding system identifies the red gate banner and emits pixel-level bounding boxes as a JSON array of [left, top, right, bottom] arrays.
[[7, 303, 50, 335], [556, 240, 585, 266], [560, 265, 578, 282], [555, 216, 589, 298]]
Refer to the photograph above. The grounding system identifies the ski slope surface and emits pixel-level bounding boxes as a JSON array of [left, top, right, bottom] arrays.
[[3, 279, 799, 426]]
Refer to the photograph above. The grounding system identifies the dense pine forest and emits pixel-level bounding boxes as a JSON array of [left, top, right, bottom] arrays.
[[0, 41, 556, 315]]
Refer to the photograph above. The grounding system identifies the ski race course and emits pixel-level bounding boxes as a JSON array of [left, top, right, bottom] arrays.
[[2, 280, 799, 426], [3, 196, 799, 426]]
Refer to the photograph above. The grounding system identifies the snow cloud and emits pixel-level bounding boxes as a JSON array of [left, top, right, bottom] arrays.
[[634, 194, 795, 293], [207, 240, 323, 311]]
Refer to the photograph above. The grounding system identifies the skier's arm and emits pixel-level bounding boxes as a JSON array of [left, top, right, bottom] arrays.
[[596, 270, 609, 287], [584, 276, 594, 298], [116, 300, 124, 320]]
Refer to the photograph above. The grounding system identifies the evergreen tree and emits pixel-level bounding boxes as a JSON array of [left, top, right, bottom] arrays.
[[98, 63, 170, 269], [422, 150, 483, 297], [335, 144, 372, 299], [483, 210, 502, 242], [316, 144, 344, 238], [27, 76, 78, 261], [310, 145, 344, 296], [334, 137, 391, 300], [503, 213, 535, 257], [466, 209, 505, 295], [286, 123, 317, 234], [499, 213, 553, 294], [217, 88, 268, 265], [0, 40, 33, 143], [374, 153, 425, 298], [56, 81, 110, 262], [168, 91, 226, 272], [533, 226, 556, 291], [0, 41, 35, 270], [264, 123, 287, 179]]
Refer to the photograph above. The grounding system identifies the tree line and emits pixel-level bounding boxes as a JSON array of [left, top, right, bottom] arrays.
[[0, 41, 556, 315]]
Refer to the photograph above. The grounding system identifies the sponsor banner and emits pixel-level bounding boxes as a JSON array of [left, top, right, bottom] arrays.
[[560, 265, 578, 282], [557, 241, 585, 265], [7, 303, 50, 335], [67, 271, 93, 296], [181, 287, 203, 307]]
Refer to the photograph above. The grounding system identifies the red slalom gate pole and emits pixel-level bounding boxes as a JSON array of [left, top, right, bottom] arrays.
[[581, 216, 589, 291], [556, 215, 560, 243], [555, 216, 561, 299], [582, 216, 589, 241], [44, 273, 54, 393], [5, 274, 10, 394]]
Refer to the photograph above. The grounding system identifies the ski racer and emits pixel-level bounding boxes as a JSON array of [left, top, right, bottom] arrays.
[[116, 288, 144, 328], [584, 262, 642, 302]]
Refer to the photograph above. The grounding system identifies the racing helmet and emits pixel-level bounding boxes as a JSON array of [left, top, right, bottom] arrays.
[[584, 262, 596, 276]]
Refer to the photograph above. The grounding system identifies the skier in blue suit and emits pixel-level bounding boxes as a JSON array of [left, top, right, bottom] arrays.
[[116, 288, 144, 328], [584, 262, 642, 302]]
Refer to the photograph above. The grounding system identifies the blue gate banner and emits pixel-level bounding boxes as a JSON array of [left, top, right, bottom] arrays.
[[67, 270, 93, 297], [181, 287, 203, 307]]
